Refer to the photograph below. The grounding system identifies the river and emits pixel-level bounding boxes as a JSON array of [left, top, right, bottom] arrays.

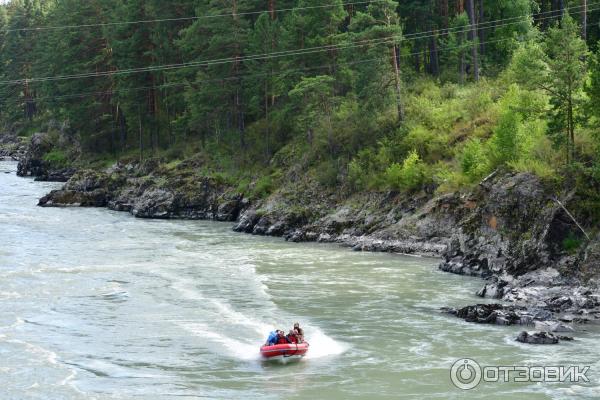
[[0, 160, 598, 399]]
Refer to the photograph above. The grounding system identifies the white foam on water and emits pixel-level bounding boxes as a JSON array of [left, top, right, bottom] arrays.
[[6, 338, 58, 365], [0, 291, 21, 299], [303, 328, 348, 359], [177, 321, 260, 361], [59, 369, 78, 386], [0, 316, 25, 331], [207, 298, 272, 336], [161, 263, 348, 362]]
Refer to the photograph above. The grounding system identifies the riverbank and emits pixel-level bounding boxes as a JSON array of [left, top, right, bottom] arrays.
[[8, 132, 600, 341]]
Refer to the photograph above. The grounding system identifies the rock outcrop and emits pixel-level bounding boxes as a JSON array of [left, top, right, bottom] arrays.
[[35, 159, 600, 327], [39, 170, 110, 207], [515, 331, 574, 345], [16, 132, 75, 182], [38, 162, 245, 221], [0, 132, 28, 161], [438, 173, 578, 278]]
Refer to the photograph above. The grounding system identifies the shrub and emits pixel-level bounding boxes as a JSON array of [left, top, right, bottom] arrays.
[[489, 108, 521, 167], [348, 158, 367, 190], [42, 149, 68, 168], [252, 175, 274, 198], [347, 143, 397, 191], [404, 125, 450, 162], [434, 166, 471, 193], [315, 159, 339, 187], [460, 138, 490, 181], [384, 150, 428, 192], [562, 232, 582, 254], [508, 159, 558, 182]]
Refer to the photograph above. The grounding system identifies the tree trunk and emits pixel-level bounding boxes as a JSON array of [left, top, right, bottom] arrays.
[[391, 44, 405, 122], [568, 93, 575, 164], [264, 80, 270, 161], [268, 0, 276, 20], [581, 0, 588, 40], [466, 0, 479, 81], [232, 0, 245, 149], [163, 77, 173, 147], [138, 106, 143, 163], [459, 31, 466, 83], [23, 80, 36, 120], [413, 41, 421, 73], [478, 0, 485, 56], [552, 0, 564, 20], [117, 105, 127, 152], [428, 31, 439, 76], [440, 0, 449, 30]]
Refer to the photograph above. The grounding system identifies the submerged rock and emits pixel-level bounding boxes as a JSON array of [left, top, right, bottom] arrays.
[[38, 170, 110, 207], [38, 188, 108, 207], [17, 132, 76, 182], [516, 331, 560, 345], [131, 188, 175, 219], [444, 303, 529, 325]]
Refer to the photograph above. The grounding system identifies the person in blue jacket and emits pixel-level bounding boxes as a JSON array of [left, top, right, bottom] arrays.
[[265, 330, 280, 346]]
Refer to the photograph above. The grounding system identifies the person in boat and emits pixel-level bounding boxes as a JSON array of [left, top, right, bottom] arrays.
[[276, 330, 289, 345], [265, 330, 279, 346], [293, 323, 304, 342], [286, 329, 299, 344]]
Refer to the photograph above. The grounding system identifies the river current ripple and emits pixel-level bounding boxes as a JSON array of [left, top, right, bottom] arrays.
[[0, 160, 598, 399]]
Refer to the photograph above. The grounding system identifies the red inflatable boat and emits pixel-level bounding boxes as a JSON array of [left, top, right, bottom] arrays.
[[260, 342, 309, 361]]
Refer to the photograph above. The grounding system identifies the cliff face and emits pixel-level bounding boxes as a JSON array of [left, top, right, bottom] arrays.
[[18, 133, 600, 322], [440, 172, 581, 278], [15, 132, 76, 182], [0, 132, 28, 161], [35, 156, 595, 276]]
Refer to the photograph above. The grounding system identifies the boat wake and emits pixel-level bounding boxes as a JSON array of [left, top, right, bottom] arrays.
[[164, 268, 347, 362], [303, 328, 348, 359]]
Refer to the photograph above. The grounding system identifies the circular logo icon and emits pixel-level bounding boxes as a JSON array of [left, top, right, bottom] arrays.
[[450, 358, 482, 390]]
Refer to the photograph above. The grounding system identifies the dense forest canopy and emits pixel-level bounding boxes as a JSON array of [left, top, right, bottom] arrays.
[[1, 0, 600, 211]]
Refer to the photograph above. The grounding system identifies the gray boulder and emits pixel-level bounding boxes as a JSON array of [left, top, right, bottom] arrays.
[[516, 331, 559, 345]]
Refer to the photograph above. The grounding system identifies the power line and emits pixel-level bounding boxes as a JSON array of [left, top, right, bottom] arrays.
[[2, 0, 590, 40], [403, 2, 592, 42], [0, 4, 593, 87], [2, 0, 387, 33], [0, 36, 516, 106]]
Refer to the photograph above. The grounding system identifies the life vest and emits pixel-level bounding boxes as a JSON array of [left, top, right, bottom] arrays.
[[266, 331, 278, 345], [277, 336, 288, 345], [287, 335, 298, 344]]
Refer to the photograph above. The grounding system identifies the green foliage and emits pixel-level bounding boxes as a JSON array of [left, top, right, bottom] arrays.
[[507, 15, 588, 165], [460, 139, 489, 181], [1, 0, 600, 224], [384, 150, 428, 192], [252, 175, 275, 199], [42, 148, 68, 168], [404, 125, 449, 163], [489, 107, 521, 167], [562, 232, 582, 254], [508, 159, 557, 181], [315, 159, 340, 187]]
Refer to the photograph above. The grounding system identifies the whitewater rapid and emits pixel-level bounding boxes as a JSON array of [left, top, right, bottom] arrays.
[[1, 160, 599, 400]]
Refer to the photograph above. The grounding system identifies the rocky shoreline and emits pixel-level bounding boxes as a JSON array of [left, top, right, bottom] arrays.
[[0, 132, 27, 162], [9, 132, 600, 343]]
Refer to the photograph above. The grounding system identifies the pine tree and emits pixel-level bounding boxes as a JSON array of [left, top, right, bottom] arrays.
[[348, 0, 404, 121], [0, 0, 48, 123], [34, 0, 117, 152], [179, 0, 262, 150], [507, 15, 587, 164]]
